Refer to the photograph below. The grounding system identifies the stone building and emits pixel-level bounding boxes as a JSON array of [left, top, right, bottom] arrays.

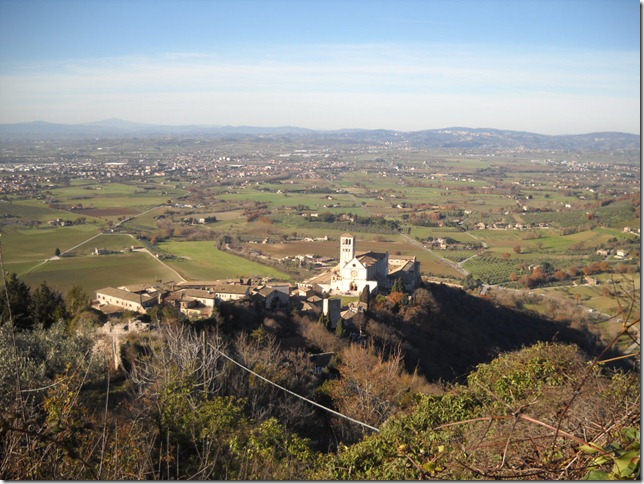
[[300, 233, 421, 296]]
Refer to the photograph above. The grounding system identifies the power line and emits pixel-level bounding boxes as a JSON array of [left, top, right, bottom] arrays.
[[209, 342, 380, 434]]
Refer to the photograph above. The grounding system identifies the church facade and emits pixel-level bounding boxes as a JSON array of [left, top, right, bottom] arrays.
[[300, 233, 421, 296]]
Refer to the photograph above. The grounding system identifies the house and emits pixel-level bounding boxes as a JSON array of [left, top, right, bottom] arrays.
[[211, 284, 250, 301], [387, 255, 422, 292], [95, 287, 158, 314], [175, 281, 250, 301], [340, 308, 356, 325], [252, 285, 289, 309], [168, 289, 217, 318]]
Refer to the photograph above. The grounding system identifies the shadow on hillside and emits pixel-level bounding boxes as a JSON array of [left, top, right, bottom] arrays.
[[369, 282, 626, 383]]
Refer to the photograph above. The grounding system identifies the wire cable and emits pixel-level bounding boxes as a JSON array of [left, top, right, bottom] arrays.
[[209, 342, 380, 433]]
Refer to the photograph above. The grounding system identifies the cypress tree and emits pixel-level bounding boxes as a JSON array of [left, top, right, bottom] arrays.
[[392, 277, 405, 293], [335, 318, 345, 337], [0, 273, 33, 330]]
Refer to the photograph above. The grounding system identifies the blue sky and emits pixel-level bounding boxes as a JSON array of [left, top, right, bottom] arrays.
[[0, 0, 639, 134]]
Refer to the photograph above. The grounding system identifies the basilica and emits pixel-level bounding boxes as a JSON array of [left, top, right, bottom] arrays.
[[299, 233, 421, 296]]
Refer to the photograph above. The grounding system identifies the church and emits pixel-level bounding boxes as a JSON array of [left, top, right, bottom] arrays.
[[300, 233, 421, 296]]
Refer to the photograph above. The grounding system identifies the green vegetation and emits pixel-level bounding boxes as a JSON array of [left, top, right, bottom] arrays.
[[1, 139, 638, 346], [20, 252, 180, 294], [1, 224, 102, 261], [0, 270, 638, 479], [316, 342, 639, 480], [159, 240, 291, 281], [0, 136, 639, 479]]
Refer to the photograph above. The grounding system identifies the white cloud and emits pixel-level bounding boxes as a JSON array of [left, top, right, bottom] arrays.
[[0, 43, 638, 133]]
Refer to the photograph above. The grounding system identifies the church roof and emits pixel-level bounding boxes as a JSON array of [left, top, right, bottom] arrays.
[[341, 233, 354, 238], [302, 265, 340, 285], [388, 259, 417, 275], [357, 251, 387, 266]]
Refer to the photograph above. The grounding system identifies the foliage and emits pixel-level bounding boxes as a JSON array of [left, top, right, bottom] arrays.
[[229, 416, 317, 479], [31, 280, 68, 329], [317, 342, 640, 480], [320, 342, 418, 444], [335, 318, 345, 337], [580, 427, 640, 480], [467, 341, 583, 406], [65, 284, 91, 318], [391, 277, 405, 293], [0, 272, 33, 330], [0, 319, 102, 409], [0, 270, 638, 480], [462, 273, 481, 290], [317, 311, 331, 330], [0, 321, 107, 479]]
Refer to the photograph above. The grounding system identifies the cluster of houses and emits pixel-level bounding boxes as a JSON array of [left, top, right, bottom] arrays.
[[94, 233, 421, 330], [48, 218, 75, 227], [95, 279, 291, 319], [596, 248, 631, 259], [426, 237, 482, 251], [94, 277, 374, 332], [472, 221, 550, 231]]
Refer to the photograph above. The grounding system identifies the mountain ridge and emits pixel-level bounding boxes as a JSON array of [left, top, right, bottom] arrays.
[[0, 119, 639, 151]]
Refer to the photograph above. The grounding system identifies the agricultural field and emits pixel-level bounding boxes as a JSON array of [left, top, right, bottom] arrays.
[[19, 252, 180, 295], [158, 240, 292, 281], [1, 224, 103, 262], [0, 136, 639, 345]]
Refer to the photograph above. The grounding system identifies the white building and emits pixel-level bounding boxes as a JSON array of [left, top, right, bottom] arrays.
[[300, 233, 420, 296], [95, 287, 158, 314]]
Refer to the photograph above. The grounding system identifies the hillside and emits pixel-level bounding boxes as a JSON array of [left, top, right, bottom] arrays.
[[0, 120, 638, 152], [0, 272, 638, 480], [362, 282, 601, 382]]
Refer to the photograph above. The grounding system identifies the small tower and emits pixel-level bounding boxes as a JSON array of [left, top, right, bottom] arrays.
[[340, 233, 355, 265], [323, 298, 341, 329]]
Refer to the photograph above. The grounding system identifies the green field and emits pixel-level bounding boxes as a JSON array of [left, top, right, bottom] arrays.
[[18, 252, 180, 295], [159, 240, 292, 281], [1, 199, 102, 223], [67, 233, 138, 254], [48, 181, 185, 213], [0, 140, 638, 349], [1, 225, 103, 262]]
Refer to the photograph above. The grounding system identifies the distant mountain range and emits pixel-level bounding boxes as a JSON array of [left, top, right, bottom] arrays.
[[0, 119, 639, 152]]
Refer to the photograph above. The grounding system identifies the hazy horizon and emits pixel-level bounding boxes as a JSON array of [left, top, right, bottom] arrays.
[[1, 117, 640, 137], [0, 0, 639, 135]]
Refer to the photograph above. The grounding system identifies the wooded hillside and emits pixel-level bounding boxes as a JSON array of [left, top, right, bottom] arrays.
[[0, 275, 639, 479]]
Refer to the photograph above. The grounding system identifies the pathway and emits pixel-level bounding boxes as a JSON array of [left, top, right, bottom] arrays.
[[400, 233, 468, 276], [18, 204, 184, 281]]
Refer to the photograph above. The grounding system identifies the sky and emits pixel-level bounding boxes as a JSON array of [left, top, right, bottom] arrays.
[[0, 0, 639, 134]]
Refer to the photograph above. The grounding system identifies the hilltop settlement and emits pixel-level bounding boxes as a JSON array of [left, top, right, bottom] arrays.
[[94, 233, 421, 330]]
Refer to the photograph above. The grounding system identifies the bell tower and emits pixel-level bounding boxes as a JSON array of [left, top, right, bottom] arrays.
[[340, 233, 355, 265]]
